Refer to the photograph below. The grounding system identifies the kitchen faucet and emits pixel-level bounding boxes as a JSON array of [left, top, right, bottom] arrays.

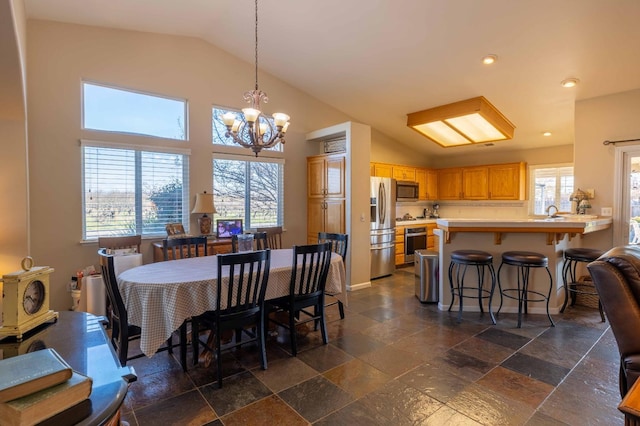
[[546, 205, 559, 218]]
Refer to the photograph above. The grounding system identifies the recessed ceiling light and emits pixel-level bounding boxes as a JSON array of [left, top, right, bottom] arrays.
[[561, 78, 580, 88], [482, 54, 497, 65], [543, 131, 552, 137]]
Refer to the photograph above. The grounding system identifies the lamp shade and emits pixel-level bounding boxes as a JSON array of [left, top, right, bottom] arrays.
[[191, 192, 216, 215]]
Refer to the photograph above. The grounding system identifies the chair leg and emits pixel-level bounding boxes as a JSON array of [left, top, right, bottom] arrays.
[[259, 313, 267, 370], [448, 262, 456, 312], [118, 336, 128, 367], [179, 322, 188, 371], [216, 325, 223, 388], [192, 318, 200, 366], [338, 300, 345, 319], [598, 300, 606, 323], [319, 302, 328, 345], [289, 310, 298, 356], [167, 333, 173, 354]]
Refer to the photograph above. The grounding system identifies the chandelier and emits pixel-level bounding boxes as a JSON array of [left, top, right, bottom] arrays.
[[222, 0, 290, 156]]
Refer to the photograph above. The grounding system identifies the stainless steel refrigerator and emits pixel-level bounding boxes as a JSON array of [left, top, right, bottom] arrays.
[[370, 177, 396, 279]]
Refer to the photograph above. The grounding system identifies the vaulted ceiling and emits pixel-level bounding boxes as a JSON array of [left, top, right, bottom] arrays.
[[24, 0, 640, 158]]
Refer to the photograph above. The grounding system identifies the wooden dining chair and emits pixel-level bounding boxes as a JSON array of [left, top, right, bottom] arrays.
[[318, 232, 348, 320], [192, 250, 271, 388], [162, 236, 208, 260], [97, 235, 142, 329], [98, 235, 142, 254], [267, 242, 333, 356], [231, 232, 268, 253], [98, 248, 187, 369], [256, 226, 283, 249]]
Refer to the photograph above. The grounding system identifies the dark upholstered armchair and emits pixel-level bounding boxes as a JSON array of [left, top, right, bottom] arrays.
[[587, 245, 640, 398]]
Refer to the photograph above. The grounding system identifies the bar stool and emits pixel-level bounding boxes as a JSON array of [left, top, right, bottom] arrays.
[[497, 251, 555, 328], [560, 247, 606, 321], [448, 250, 497, 324]]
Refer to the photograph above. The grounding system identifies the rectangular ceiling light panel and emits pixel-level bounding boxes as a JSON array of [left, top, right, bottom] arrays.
[[413, 122, 470, 146], [407, 96, 515, 148]]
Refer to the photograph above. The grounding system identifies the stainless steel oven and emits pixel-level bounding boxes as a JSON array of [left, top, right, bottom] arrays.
[[405, 226, 427, 263]]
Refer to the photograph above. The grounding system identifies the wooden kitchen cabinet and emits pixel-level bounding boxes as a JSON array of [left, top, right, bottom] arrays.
[[437, 168, 463, 200], [395, 225, 405, 266], [488, 162, 526, 200], [438, 162, 526, 200], [393, 166, 416, 181], [307, 154, 346, 243], [307, 198, 345, 243], [426, 223, 437, 249], [462, 166, 489, 199], [425, 169, 438, 200], [308, 154, 345, 198], [371, 162, 393, 177], [416, 168, 438, 200]]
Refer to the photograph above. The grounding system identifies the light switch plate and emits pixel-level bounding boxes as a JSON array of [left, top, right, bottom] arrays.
[[586, 188, 595, 199], [601, 207, 613, 216]]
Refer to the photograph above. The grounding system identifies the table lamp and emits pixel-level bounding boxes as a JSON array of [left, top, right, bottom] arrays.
[[191, 191, 217, 235]]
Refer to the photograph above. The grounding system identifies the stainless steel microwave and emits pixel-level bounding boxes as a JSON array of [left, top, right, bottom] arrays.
[[396, 180, 419, 201]]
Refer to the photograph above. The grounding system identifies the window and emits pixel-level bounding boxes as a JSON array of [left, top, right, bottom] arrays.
[[82, 141, 190, 239], [83, 82, 187, 140], [212, 106, 283, 153], [529, 164, 574, 215], [213, 153, 284, 229]]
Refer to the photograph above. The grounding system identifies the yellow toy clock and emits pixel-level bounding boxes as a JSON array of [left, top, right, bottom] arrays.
[[0, 257, 58, 341]]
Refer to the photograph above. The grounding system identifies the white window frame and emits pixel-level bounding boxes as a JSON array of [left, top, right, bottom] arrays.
[[81, 139, 191, 240], [82, 81, 188, 141], [212, 152, 285, 230], [528, 163, 574, 215]]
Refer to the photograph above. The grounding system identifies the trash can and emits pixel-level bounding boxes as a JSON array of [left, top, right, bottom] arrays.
[[415, 250, 439, 303]]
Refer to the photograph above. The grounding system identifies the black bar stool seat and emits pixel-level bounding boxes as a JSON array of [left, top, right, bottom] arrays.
[[448, 250, 497, 324], [501, 251, 549, 267], [561, 247, 606, 321], [497, 250, 555, 328]]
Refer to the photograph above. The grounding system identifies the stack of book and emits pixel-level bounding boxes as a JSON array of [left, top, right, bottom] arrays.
[[0, 348, 93, 426]]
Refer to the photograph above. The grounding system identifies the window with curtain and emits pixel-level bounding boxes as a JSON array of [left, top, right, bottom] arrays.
[[529, 164, 574, 215], [82, 141, 190, 239], [212, 153, 284, 229]]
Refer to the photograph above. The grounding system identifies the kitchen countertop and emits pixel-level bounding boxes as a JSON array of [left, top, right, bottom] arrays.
[[395, 218, 438, 226], [435, 215, 612, 244]]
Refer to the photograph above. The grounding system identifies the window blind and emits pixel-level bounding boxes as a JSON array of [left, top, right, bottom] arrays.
[[82, 140, 190, 239]]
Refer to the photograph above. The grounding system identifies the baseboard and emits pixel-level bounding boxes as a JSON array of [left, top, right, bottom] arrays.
[[349, 281, 371, 291]]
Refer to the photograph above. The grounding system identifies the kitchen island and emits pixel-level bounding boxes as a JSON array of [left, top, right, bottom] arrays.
[[433, 215, 612, 318]]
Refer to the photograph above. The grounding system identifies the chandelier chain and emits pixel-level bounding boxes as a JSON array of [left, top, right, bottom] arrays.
[[254, 0, 259, 91], [221, 0, 289, 156]]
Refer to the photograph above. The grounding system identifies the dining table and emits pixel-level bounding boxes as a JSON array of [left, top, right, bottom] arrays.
[[117, 248, 346, 357]]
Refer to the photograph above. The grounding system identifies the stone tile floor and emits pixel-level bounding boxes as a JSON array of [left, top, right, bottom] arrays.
[[120, 266, 622, 425]]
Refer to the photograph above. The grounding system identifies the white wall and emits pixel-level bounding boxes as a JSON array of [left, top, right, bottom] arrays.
[[25, 20, 354, 310], [0, 0, 29, 274], [575, 88, 640, 250]]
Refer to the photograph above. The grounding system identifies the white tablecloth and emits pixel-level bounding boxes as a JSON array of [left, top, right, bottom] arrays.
[[117, 249, 346, 357]]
